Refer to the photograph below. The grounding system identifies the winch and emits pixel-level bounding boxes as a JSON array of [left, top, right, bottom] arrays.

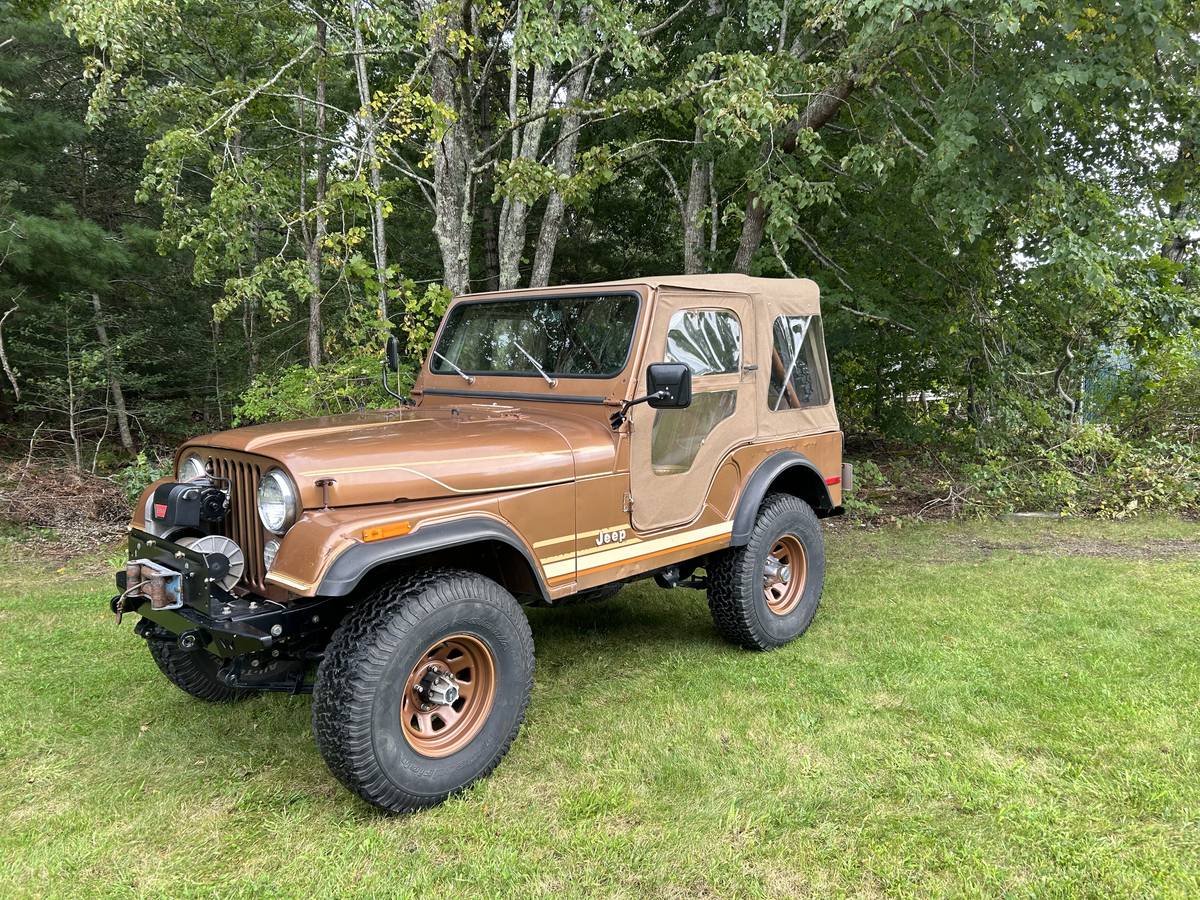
[[177, 534, 245, 592], [150, 477, 229, 529]]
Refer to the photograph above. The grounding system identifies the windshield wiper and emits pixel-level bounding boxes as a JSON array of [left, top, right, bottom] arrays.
[[432, 350, 475, 385], [514, 341, 557, 387]]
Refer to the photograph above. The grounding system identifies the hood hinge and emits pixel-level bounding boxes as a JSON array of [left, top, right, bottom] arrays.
[[623, 491, 634, 513]]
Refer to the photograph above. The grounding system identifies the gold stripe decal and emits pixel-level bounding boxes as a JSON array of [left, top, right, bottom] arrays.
[[540, 521, 732, 580], [300, 449, 572, 479]]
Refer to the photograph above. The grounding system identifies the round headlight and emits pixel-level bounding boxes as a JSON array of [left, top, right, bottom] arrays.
[[178, 453, 206, 482], [257, 469, 299, 535]]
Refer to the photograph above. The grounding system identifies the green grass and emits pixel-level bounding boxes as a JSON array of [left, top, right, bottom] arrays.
[[1, 517, 1198, 897]]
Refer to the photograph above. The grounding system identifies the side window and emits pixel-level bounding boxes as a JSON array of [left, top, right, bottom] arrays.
[[768, 315, 829, 411], [664, 309, 741, 375], [652, 308, 742, 474]]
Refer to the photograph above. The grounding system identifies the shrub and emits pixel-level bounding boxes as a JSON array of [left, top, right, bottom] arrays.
[[962, 426, 1200, 518], [109, 450, 173, 504], [233, 354, 415, 425]]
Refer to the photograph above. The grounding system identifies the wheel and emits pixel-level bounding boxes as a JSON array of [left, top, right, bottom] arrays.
[[311, 569, 535, 814], [706, 493, 825, 650], [556, 583, 622, 606], [147, 641, 249, 702]]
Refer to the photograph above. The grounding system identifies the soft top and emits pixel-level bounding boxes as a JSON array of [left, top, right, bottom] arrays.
[[458, 274, 822, 316]]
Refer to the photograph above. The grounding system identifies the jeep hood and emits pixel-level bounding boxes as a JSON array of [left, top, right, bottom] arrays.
[[184, 406, 610, 509]]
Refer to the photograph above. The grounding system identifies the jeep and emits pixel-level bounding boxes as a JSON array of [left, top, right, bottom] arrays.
[[114, 274, 849, 813]]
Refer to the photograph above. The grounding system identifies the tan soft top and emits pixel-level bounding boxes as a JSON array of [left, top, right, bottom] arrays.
[[461, 274, 822, 316], [609, 274, 820, 316]]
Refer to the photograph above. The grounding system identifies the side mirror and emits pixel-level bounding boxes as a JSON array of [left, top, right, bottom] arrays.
[[646, 362, 692, 409], [385, 335, 401, 372]]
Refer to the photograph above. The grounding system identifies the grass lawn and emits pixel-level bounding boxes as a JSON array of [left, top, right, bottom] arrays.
[[1, 517, 1198, 897]]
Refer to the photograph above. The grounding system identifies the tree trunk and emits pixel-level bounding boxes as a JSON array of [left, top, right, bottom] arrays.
[[428, 5, 474, 296], [497, 62, 553, 289], [683, 124, 709, 274], [529, 52, 591, 287], [90, 292, 134, 452], [481, 187, 501, 291], [477, 76, 501, 291], [304, 18, 328, 366], [352, 5, 389, 318], [64, 336, 81, 470], [732, 78, 855, 273]]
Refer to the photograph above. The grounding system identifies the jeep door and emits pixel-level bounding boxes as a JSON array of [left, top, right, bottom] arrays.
[[628, 290, 756, 532]]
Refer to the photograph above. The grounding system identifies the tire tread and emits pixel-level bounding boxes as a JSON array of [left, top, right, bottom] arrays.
[[706, 493, 823, 650], [311, 568, 534, 813]]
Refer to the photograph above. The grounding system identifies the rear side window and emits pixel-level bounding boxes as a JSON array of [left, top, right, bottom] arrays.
[[768, 316, 829, 410], [664, 309, 741, 375]]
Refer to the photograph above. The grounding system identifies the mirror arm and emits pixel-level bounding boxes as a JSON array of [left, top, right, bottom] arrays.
[[380, 359, 407, 404], [609, 390, 667, 431]]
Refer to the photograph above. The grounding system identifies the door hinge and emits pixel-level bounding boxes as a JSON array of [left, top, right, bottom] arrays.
[[623, 491, 634, 512]]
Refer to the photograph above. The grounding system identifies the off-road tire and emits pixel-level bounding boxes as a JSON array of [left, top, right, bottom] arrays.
[[707, 493, 825, 650], [312, 569, 534, 814], [556, 584, 622, 606], [147, 641, 248, 702]]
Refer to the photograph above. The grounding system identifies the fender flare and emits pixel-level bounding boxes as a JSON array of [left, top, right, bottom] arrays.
[[730, 451, 834, 546], [316, 517, 550, 602]]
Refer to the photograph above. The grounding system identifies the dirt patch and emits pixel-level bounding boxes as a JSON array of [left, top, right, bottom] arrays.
[[0, 462, 127, 553], [953, 534, 1200, 560]]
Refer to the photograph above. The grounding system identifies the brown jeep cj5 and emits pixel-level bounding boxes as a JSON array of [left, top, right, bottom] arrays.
[[114, 274, 849, 813]]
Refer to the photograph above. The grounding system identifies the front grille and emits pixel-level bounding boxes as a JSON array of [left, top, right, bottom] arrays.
[[202, 452, 268, 595]]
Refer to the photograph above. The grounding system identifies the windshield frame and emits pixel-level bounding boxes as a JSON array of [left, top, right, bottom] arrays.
[[427, 290, 643, 381]]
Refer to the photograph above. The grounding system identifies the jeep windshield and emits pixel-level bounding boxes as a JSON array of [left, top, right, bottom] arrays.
[[431, 293, 639, 379]]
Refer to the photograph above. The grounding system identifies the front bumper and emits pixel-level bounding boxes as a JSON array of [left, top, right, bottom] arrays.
[[113, 529, 340, 658]]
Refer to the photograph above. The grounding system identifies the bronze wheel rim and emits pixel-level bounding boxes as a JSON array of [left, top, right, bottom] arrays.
[[401, 634, 496, 759], [763, 534, 807, 616]]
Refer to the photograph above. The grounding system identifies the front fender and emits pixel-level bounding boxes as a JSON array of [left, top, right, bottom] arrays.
[[314, 516, 549, 602]]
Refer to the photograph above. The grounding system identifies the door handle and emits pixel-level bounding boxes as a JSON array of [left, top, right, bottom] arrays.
[[743, 364, 759, 372]]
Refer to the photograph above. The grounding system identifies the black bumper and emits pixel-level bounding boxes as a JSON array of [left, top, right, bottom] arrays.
[[114, 529, 340, 658]]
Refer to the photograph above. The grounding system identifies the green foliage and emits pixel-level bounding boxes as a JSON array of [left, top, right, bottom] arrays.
[[393, 281, 451, 358], [842, 458, 886, 518], [0, 0, 1195, 526], [963, 427, 1200, 519], [232, 354, 414, 425], [108, 450, 172, 504], [1090, 337, 1200, 442]]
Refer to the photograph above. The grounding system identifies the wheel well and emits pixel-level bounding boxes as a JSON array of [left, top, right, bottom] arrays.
[[764, 465, 834, 516], [352, 539, 544, 604]]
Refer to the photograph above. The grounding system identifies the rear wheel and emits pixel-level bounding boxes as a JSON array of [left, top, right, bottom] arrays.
[[312, 569, 534, 814], [706, 493, 825, 650], [147, 641, 249, 702]]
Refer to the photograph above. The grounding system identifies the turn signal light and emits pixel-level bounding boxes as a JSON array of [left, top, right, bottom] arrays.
[[362, 521, 412, 542]]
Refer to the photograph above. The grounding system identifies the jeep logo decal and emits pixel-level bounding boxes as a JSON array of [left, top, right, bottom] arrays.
[[595, 528, 627, 547]]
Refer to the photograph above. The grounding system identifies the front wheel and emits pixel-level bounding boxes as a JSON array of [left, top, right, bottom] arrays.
[[706, 493, 825, 650], [312, 569, 534, 814], [148, 641, 249, 702]]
